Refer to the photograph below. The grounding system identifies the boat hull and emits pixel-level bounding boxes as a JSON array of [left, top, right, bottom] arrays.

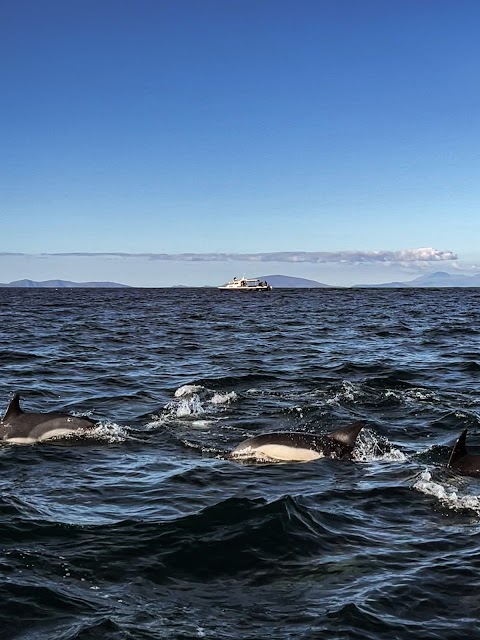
[[218, 277, 272, 291], [218, 285, 272, 291]]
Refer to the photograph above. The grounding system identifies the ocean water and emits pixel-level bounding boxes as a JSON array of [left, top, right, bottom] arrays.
[[1, 287, 480, 639]]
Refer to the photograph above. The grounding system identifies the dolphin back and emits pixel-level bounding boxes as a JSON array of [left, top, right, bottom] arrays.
[[324, 421, 365, 458], [328, 421, 365, 447], [447, 429, 480, 477], [447, 429, 468, 468], [1, 392, 98, 443], [3, 392, 23, 422], [230, 420, 365, 462]]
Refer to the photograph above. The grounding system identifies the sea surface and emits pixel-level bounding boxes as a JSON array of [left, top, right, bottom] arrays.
[[1, 287, 480, 639]]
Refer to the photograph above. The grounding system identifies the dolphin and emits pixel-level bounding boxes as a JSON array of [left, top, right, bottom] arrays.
[[0, 393, 98, 444], [230, 421, 365, 463], [447, 429, 480, 478]]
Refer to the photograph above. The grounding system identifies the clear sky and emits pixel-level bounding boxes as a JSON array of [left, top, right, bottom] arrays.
[[1, 0, 479, 286]]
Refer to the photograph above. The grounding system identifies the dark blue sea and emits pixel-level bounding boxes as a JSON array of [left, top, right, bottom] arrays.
[[1, 287, 480, 639]]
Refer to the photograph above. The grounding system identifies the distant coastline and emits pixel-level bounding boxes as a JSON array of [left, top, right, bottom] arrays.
[[1, 271, 480, 289], [258, 272, 480, 288], [351, 271, 480, 288], [0, 279, 130, 288]]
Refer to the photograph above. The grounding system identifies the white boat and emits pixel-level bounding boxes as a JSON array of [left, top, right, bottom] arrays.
[[218, 276, 272, 291]]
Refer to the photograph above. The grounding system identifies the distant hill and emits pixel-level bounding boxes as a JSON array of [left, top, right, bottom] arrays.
[[0, 279, 130, 288], [354, 271, 480, 288], [5, 272, 478, 289], [257, 274, 331, 288]]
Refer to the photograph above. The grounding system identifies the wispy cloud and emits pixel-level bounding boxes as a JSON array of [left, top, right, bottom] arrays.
[[0, 248, 458, 264], [0, 252, 26, 256], [8, 247, 456, 264]]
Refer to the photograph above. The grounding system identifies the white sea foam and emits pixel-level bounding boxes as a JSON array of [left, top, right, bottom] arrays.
[[71, 410, 95, 418], [353, 429, 407, 462], [174, 384, 204, 398], [210, 391, 237, 405], [384, 390, 401, 401], [192, 419, 214, 428], [144, 414, 166, 429], [326, 381, 362, 404], [168, 385, 237, 421], [403, 389, 438, 403], [413, 469, 480, 515], [172, 396, 205, 417], [85, 422, 128, 443]]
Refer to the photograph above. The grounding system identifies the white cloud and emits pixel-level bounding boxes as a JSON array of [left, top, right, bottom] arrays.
[[15, 247, 458, 265]]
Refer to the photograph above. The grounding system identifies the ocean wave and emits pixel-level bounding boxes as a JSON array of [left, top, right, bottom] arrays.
[[2, 287, 480, 639], [413, 469, 480, 515]]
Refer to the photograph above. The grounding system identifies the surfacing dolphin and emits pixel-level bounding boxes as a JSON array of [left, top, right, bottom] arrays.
[[230, 421, 365, 463], [447, 429, 480, 478], [0, 393, 98, 444]]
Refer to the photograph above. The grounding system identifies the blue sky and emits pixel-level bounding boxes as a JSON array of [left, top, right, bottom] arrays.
[[1, 0, 479, 286]]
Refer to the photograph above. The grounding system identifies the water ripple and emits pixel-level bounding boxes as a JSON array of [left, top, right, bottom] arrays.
[[1, 288, 480, 639]]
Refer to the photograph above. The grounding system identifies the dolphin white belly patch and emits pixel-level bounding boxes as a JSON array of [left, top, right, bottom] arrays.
[[245, 444, 323, 462], [4, 428, 78, 444], [37, 428, 79, 441]]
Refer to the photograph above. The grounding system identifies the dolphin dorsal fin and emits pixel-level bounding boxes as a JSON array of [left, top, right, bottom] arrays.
[[448, 429, 468, 467], [3, 393, 23, 421], [328, 421, 365, 446]]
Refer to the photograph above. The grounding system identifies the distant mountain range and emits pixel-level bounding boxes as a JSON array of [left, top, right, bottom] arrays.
[[1, 272, 480, 289], [257, 274, 331, 288], [353, 271, 480, 288], [0, 279, 130, 288], [260, 272, 480, 288]]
